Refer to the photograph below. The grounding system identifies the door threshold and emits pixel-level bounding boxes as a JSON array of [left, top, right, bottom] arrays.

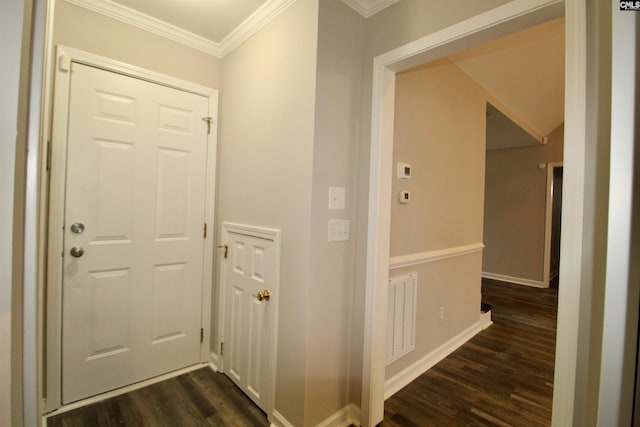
[[43, 362, 209, 421]]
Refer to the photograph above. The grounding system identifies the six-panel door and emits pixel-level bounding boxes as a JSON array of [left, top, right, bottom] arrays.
[[62, 63, 209, 403], [224, 229, 276, 415]]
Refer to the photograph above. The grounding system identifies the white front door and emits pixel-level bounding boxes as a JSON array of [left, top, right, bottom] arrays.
[[222, 224, 279, 415], [62, 63, 209, 403]]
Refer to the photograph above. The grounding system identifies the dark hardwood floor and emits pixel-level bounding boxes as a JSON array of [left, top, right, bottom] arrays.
[[48, 278, 557, 427], [382, 278, 558, 427], [47, 367, 269, 427]]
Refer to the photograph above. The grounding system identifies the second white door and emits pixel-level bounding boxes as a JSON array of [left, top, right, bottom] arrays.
[[62, 63, 210, 403], [222, 224, 279, 415]]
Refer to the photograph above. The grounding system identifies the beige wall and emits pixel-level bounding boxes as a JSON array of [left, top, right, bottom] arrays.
[[53, 1, 222, 89], [390, 59, 486, 255], [386, 58, 486, 377], [348, 0, 514, 406], [218, 0, 319, 425], [387, 253, 482, 378], [483, 124, 564, 282], [306, 0, 365, 424]]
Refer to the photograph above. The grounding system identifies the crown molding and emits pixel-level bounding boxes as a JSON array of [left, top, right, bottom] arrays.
[[219, 0, 296, 57], [63, 0, 297, 59], [63, 0, 222, 57], [341, 0, 399, 18]]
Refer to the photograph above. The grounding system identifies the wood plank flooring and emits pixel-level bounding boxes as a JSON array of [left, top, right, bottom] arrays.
[[382, 278, 558, 427], [47, 368, 269, 427], [48, 278, 557, 427]]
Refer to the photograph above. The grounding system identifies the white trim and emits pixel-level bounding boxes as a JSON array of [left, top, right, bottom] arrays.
[[480, 310, 493, 330], [63, 0, 221, 57], [389, 243, 484, 270], [348, 404, 361, 426], [340, 0, 399, 18], [550, 1, 585, 423], [597, 7, 639, 425], [543, 162, 563, 285], [384, 321, 483, 400], [219, 0, 296, 57], [316, 403, 361, 427], [45, 45, 219, 413], [209, 352, 219, 372], [482, 272, 546, 288], [362, 1, 566, 425], [62, 0, 296, 59], [28, 0, 56, 423], [43, 362, 208, 420], [270, 410, 295, 427], [219, 222, 281, 423]]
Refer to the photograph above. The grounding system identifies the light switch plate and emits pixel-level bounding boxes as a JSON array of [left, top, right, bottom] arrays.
[[328, 219, 349, 242], [397, 162, 411, 180], [328, 187, 345, 210]]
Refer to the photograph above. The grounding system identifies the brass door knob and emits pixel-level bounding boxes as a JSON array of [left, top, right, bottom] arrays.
[[257, 289, 271, 301]]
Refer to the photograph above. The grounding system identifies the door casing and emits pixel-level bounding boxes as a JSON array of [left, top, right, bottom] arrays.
[[45, 45, 219, 413]]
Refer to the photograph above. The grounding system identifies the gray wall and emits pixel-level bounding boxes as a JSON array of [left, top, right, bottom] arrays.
[[0, 1, 28, 424], [483, 124, 564, 283], [306, 0, 365, 424], [217, 0, 319, 424]]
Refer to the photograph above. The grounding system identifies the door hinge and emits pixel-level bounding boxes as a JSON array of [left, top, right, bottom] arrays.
[[217, 244, 228, 259], [200, 328, 204, 343], [202, 117, 213, 135], [204, 223, 207, 238], [46, 139, 52, 172], [220, 342, 224, 356]]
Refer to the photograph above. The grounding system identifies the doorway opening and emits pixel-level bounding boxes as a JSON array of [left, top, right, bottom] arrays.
[[545, 164, 563, 287], [360, 1, 587, 426]]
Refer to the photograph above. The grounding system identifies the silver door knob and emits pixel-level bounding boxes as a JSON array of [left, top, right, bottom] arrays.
[[70, 247, 84, 258], [70, 223, 85, 234]]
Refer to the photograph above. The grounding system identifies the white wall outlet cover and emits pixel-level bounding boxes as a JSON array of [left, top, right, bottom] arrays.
[[328, 186, 346, 210], [328, 219, 350, 242], [399, 191, 410, 203], [397, 162, 411, 179]]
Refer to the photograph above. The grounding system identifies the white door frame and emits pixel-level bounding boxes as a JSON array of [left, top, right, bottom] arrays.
[[543, 161, 563, 286], [360, 0, 585, 426], [45, 45, 219, 413], [217, 222, 281, 421]]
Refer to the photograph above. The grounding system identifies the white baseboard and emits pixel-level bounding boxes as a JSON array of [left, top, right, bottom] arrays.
[[384, 321, 483, 400], [315, 403, 361, 427], [480, 309, 493, 330], [482, 272, 547, 288], [271, 410, 295, 427], [209, 352, 219, 372]]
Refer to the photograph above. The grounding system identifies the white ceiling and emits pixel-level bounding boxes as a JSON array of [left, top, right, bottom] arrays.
[[449, 17, 565, 139]]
